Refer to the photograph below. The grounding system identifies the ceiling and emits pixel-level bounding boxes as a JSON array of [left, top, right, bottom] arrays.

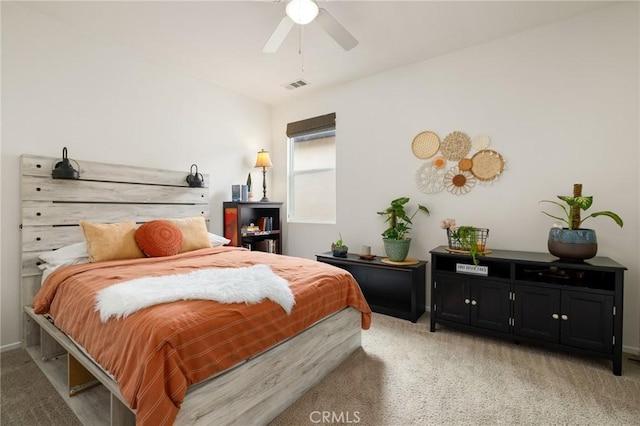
[[17, 1, 617, 106]]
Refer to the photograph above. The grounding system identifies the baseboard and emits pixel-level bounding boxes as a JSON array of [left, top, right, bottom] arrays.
[[1, 341, 22, 353]]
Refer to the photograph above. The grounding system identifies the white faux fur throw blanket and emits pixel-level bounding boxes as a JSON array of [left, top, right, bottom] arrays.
[[95, 264, 294, 322]]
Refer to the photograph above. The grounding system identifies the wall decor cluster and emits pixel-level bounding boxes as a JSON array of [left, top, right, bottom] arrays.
[[414, 130, 505, 195]]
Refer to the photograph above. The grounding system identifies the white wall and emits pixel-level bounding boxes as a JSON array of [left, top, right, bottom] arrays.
[[0, 3, 272, 349], [272, 3, 640, 353]]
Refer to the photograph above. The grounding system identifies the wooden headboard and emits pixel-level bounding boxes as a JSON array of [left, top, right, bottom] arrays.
[[20, 154, 210, 310]]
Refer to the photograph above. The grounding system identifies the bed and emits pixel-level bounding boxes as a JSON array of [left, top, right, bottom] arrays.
[[20, 154, 371, 425]]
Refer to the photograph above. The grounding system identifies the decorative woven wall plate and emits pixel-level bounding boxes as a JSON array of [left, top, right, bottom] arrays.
[[458, 158, 472, 171], [470, 149, 505, 181], [411, 131, 440, 159], [441, 131, 472, 161], [432, 156, 447, 169], [416, 163, 446, 193], [472, 134, 491, 151], [444, 165, 477, 195]]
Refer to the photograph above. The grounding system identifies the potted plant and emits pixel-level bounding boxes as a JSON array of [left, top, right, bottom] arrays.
[[377, 197, 430, 262], [331, 233, 348, 258], [441, 218, 489, 265], [540, 183, 623, 260]]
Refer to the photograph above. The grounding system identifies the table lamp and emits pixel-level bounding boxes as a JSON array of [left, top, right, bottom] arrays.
[[254, 149, 273, 202]]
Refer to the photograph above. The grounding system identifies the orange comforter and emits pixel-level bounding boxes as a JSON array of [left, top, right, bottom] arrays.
[[33, 247, 371, 425]]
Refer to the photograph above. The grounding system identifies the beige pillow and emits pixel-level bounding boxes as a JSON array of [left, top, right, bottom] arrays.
[[79, 221, 145, 262], [166, 217, 212, 253]]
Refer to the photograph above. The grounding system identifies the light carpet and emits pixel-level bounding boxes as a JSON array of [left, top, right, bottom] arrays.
[[271, 313, 640, 425], [0, 349, 82, 426]]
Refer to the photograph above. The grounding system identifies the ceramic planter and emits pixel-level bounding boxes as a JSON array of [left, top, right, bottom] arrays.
[[547, 227, 597, 260], [383, 238, 411, 262]]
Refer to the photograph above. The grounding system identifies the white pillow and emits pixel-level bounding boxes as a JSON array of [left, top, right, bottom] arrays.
[[39, 242, 89, 266], [208, 232, 230, 247], [38, 235, 227, 270]]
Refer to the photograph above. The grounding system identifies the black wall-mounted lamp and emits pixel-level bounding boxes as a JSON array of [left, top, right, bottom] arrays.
[[186, 164, 205, 188], [52, 147, 80, 179]]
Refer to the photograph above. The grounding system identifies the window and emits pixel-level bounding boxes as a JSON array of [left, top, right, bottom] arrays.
[[287, 113, 336, 223]]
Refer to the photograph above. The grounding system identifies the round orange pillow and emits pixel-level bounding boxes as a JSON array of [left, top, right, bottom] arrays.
[[135, 220, 184, 257]]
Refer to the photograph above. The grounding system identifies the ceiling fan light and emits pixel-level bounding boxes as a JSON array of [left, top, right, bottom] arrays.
[[286, 0, 319, 25]]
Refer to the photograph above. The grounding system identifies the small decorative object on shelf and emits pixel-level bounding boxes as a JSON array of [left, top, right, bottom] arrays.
[[331, 233, 348, 257], [540, 183, 623, 260], [441, 218, 489, 265], [246, 173, 253, 201]]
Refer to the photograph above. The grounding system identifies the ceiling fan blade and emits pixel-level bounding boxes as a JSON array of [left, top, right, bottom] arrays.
[[316, 8, 358, 51], [263, 16, 295, 53]]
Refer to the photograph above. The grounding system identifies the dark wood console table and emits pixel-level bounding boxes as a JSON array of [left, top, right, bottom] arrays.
[[430, 246, 626, 375], [316, 252, 426, 322]]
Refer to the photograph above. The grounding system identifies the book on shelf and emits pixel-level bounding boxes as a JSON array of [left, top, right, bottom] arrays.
[[257, 217, 273, 232], [231, 185, 242, 201], [254, 239, 277, 254]]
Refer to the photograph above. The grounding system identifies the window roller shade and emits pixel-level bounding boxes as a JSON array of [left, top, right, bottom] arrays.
[[286, 113, 336, 138]]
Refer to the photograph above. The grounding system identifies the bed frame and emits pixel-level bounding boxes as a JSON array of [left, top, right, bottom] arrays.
[[20, 154, 362, 425]]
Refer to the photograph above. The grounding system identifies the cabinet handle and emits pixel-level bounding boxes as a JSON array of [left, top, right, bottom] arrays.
[[471, 300, 477, 306], [561, 314, 568, 321], [464, 298, 470, 305], [552, 313, 559, 320]]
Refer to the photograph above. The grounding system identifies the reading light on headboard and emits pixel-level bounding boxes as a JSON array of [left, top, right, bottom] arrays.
[[186, 164, 205, 188], [52, 147, 80, 180]]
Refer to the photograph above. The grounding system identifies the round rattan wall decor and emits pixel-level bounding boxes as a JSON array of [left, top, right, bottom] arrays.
[[458, 158, 473, 171], [441, 131, 472, 161], [470, 149, 505, 181], [411, 131, 440, 159], [416, 163, 446, 194], [444, 165, 477, 196], [432, 156, 447, 169], [472, 134, 491, 151]]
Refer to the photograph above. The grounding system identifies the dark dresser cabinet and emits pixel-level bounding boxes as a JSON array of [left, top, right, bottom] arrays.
[[316, 253, 426, 322], [430, 246, 626, 375]]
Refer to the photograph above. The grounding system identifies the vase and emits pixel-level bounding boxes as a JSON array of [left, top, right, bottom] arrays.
[[547, 228, 597, 260], [383, 238, 411, 262]]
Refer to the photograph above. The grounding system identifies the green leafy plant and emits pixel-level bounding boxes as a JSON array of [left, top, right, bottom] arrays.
[[441, 218, 486, 265], [540, 183, 623, 230], [377, 197, 430, 240], [331, 233, 348, 257], [455, 226, 482, 265]]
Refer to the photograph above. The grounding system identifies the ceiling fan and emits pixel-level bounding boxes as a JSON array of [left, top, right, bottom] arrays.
[[263, 0, 359, 53]]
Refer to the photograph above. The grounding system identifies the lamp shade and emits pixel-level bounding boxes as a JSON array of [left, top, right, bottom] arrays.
[[286, 0, 319, 25], [254, 149, 273, 168]]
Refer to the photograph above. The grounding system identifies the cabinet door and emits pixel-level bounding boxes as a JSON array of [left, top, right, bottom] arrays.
[[514, 285, 560, 343], [560, 291, 614, 353], [352, 266, 412, 313], [434, 274, 469, 324], [470, 279, 511, 333]]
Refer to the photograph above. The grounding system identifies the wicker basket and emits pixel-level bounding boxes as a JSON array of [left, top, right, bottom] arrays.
[[447, 227, 489, 252]]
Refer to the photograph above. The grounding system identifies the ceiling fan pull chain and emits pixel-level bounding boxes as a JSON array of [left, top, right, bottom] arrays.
[[299, 24, 305, 72]]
